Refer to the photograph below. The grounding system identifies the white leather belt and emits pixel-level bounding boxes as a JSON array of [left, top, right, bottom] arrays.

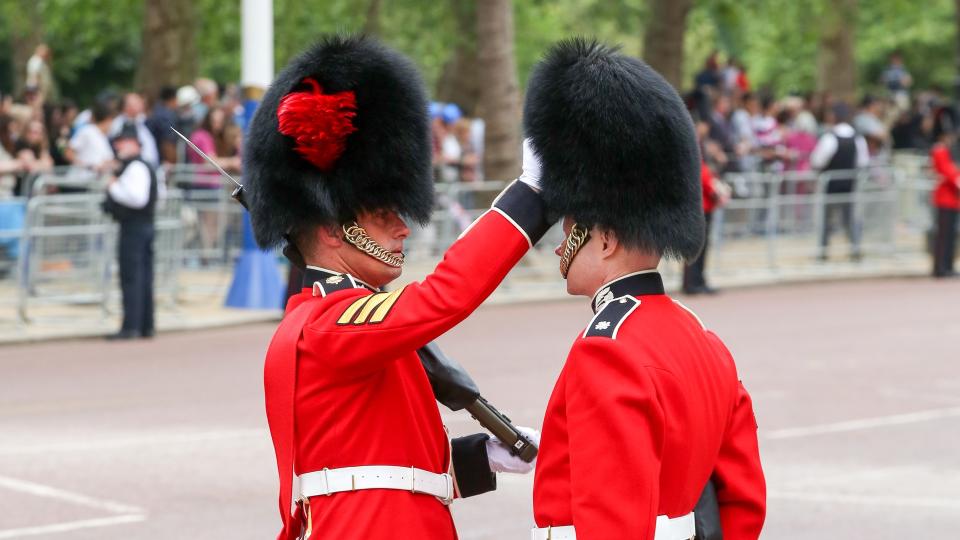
[[297, 466, 454, 505], [530, 512, 695, 540]]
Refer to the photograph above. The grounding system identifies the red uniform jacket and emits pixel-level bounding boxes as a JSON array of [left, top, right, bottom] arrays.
[[702, 161, 719, 214], [533, 271, 766, 540], [264, 181, 549, 540], [931, 144, 960, 210]]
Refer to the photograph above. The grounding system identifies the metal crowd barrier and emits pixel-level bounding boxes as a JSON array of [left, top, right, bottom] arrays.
[[7, 190, 183, 324], [0, 158, 946, 324], [412, 165, 938, 288], [167, 165, 245, 269]]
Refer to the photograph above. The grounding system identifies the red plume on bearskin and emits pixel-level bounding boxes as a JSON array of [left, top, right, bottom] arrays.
[[277, 78, 358, 171]]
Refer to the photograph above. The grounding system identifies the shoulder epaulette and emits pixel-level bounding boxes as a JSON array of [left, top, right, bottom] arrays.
[[583, 295, 640, 339]]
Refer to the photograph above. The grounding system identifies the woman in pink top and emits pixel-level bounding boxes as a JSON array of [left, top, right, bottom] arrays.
[[188, 107, 241, 187], [187, 107, 242, 262]]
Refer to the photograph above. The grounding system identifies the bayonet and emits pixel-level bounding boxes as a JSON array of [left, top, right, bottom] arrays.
[[170, 126, 248, 209]]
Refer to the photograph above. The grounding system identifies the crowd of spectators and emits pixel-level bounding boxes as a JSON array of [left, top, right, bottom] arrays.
[[690, 51, 953, 184], [430, 101, 484, 185], [0, 44, 247, 200]]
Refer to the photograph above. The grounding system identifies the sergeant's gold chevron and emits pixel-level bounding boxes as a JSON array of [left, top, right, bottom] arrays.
[[337, 295, 372, 324], [368, 288, 404, 323], [336, 287, 406, 325]]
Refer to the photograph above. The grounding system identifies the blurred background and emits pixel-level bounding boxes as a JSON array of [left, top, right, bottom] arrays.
[[0, 1, 959, 539]]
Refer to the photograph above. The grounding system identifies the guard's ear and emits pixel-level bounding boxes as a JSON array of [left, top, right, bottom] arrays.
[[598, 228, 619, 259], [315, 223, 344, 250]]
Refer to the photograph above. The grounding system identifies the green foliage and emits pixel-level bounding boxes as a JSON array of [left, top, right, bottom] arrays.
[[1, 0, 959, 104], [686, 0, 959, 96], [0, 0, 142, 104]]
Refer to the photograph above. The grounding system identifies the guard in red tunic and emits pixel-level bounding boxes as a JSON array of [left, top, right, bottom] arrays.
[[243, 35, 550, 540], [929, 112, 960, 278], [523, 39, 766, 540]]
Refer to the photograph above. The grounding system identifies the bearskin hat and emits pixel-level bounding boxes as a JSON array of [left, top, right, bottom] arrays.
[[524, 38, 704, 261], [244, 34, 434, 249]]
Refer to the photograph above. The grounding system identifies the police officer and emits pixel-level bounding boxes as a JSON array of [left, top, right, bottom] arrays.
[[245, 35, 551, 540], [104, 122, 158, 340], [523, 39, 766, 540]]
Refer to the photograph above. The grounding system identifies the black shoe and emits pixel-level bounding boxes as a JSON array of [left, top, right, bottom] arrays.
[[683, 285, 719, 295], [106, 330, 141, 341], [141, 329, 155, 339]]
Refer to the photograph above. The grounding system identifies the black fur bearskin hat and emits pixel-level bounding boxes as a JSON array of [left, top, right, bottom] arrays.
[[244, 34, 433, 249], [524, 38, 704, 260]]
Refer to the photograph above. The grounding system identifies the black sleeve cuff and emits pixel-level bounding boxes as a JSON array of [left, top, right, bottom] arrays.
[[694, 478, 723, 540], [451, 433, 497, 498], [491, 180, 552, 246]]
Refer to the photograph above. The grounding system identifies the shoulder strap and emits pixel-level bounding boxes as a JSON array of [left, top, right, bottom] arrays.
[[583, 295, 640, 339], [263, 298, 323, 540]]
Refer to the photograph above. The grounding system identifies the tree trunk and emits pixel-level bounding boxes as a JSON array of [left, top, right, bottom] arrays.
[[137, 0, 197, 101], [436, 0, 479, 115], [642, 0, 692, 89], [955, 0, 960, 89], [475, 0, 520, 182], [363, 0, 382, 36], [816, 0, 858, 104], [9, 0, 43, 98]]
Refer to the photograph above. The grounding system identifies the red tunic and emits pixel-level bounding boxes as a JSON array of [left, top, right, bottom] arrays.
[[701, 161, 719, 214], [931, 144, 960, 210], [533, 272, 766, 540], [264, 182, 548, 540]]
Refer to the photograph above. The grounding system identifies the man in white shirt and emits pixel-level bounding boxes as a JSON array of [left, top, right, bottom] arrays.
[[25, 44, 57, 104], [110, 93, 159, 167], [810, 102, 871, 261], [68, 101, 116, 173], [103, 123, 158, 340]]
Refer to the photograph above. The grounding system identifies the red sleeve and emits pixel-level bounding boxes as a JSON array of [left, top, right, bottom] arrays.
[[931, 145, 960, 186], [304, 180, 550, 376], [713, 381, 766, 540], [702, 162, 717, 199], [701, 162, 718, 213], [565, 338, 665, 539]]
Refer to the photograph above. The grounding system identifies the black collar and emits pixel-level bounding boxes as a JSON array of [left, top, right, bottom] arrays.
[[302, 266, 376, 297], [591, 271, 664, 313]]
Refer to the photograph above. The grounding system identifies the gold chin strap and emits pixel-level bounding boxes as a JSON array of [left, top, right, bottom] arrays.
[[559, 223, 590, 279], [342, 222, 405, 268]]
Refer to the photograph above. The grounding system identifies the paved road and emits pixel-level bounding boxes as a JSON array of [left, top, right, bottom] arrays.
[[1, 277, 959, 538]]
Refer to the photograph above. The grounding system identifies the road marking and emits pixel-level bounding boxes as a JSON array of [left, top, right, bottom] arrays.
[[0, 428, 266, 455], [0, 515, 146, 539], [765, 406, 960, 439], [0, 474, 144, 514], [777, 466, 915, 489], [770, 490, 960, 509]]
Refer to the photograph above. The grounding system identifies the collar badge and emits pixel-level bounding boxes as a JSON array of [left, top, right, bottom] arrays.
[[596, 287, 614, 311]]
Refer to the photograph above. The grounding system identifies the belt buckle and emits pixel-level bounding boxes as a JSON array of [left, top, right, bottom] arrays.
[[439, 472, 454, 506]]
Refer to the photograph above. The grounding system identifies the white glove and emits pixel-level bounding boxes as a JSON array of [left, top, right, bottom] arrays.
[[485, 426, 540, 474], [517, 138, 542, 191]]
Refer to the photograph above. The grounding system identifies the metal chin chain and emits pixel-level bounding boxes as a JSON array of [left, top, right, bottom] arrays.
[[342, 222, 405, 268], [559, 223, 590, 279]]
